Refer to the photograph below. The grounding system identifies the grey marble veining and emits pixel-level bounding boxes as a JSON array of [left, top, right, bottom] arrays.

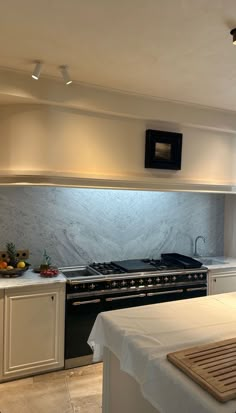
[[0, 187, 224, 267]]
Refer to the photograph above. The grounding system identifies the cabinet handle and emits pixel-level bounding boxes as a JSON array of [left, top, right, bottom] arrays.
[[51, 296, 54, 301], [105, 294, 146, 302], [214, 279, 216, 282], [72, 299, 101, 306], [186, 287, 207, 292], [147, 289, 183, 297]]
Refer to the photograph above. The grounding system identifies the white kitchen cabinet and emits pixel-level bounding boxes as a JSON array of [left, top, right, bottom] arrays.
[[0, 290, 4, 380], [208, 269, 236, 295], [3, 283, 65, 380]]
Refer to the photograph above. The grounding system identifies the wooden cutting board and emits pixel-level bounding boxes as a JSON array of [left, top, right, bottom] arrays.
[[167, 338, 236, 403]]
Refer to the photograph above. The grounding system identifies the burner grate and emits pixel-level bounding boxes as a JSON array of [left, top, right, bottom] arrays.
[[90, 262, 126, 275]]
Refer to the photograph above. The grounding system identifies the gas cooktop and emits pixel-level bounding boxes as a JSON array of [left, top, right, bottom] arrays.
[[89, 254, 203, 276], [89, 259, 175, 275], [62, 254, 207, 294]]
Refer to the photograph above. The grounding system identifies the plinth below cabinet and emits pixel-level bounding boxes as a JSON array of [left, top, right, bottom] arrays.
[[2, 283, 65, 381]]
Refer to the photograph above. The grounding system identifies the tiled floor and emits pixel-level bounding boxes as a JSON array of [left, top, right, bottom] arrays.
[[0, 363, 103, 413]]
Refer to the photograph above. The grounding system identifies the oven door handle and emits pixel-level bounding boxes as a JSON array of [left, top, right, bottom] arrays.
[[72, 299, 101, 306], [186, 287, 207, 292], [105, 293, 146, 302], [147, 289, 184, 297]]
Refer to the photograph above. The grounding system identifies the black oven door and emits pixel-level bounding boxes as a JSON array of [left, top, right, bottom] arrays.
[[104, 284, 207, 310], [65, 294, 104, 368], [65, 283, 207, 368], [104, 290, 147, 311], [145, 284, 207, 305]]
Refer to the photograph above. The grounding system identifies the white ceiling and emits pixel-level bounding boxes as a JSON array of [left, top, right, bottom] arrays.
[[1, 0, 236, 111]]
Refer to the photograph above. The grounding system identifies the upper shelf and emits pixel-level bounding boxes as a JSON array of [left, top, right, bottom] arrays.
[[0, 172, 235, 194]]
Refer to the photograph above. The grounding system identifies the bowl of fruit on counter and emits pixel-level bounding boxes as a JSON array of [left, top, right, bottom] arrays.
[[0, 242, 30, 278]]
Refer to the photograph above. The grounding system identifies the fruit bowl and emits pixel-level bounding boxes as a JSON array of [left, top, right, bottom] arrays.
[[33, 266, 59, 277], [0, 263, 30, 278], [40, 267, 59, 278]]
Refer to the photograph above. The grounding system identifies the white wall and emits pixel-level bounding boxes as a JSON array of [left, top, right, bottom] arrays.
[[0, 104, 234, 188], [224, 195, 236, 257]]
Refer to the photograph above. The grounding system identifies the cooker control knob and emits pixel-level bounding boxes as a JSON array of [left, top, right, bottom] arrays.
[[172, 276, 177, 281], [199, 274, 204, 279], [90, 283, 96, 290], [194, 274, 198, 279], [188, 275, 192, 280], [156, 277, 161, 283], [112, 281, 117, 288], [164, 277, 169, 282], [148, 278, 152, 284], [130, 280, 135, 286], [139, 279, 144, 284], [121, 280, 127, 287]]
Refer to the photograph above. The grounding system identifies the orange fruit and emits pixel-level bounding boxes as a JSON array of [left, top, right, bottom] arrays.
[[0, 261, 8, 269]]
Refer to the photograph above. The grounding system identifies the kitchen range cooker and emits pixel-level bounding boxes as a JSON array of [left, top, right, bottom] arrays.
[[61, 253, 208, 369]]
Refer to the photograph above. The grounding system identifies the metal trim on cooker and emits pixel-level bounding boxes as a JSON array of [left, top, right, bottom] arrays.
[[92, 267, 208, 276], [66, 281, 207, 300], [68, 275, 105, 283], [65, 267, 208, 284]]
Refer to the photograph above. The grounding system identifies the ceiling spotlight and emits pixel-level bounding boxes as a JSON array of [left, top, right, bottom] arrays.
[[32, 61, 42, 80], [59, 65, 72, 85], [230, 28, 236, 45]]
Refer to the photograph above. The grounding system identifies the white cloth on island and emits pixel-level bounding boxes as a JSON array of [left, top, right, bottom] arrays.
[[88, 292, 236, 413]]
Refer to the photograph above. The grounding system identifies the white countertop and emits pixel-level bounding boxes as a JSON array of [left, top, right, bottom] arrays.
[[0, 268, 66, 289], [202, 256, 236, 271], [0, 255, 234, 289], [89, 292, 236, 413]]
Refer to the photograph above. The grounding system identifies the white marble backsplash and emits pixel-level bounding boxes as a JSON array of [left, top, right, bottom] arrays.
[[0, 187, 224, 266]]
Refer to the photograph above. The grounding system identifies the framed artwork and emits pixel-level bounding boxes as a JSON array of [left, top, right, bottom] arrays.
[[145, 129, 182, 170]]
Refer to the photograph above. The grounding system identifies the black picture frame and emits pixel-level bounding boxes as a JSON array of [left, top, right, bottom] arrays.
[[145, 129, 182, 170]]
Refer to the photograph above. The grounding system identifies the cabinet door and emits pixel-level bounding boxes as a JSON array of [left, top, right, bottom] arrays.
[[3, 285, 65, 379], [0, 290, 3, 379], [210, 273, 236, 295]]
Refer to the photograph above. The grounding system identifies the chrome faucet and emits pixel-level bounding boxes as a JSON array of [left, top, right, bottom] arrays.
[[194, 236, 206, 257]]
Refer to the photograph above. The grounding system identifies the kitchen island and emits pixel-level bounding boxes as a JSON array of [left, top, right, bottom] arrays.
[[88, 292, 236, 413]]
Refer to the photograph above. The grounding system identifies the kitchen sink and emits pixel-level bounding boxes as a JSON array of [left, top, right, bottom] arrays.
[[198, 257, 228, 266], [60, 265, 100, 278]]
